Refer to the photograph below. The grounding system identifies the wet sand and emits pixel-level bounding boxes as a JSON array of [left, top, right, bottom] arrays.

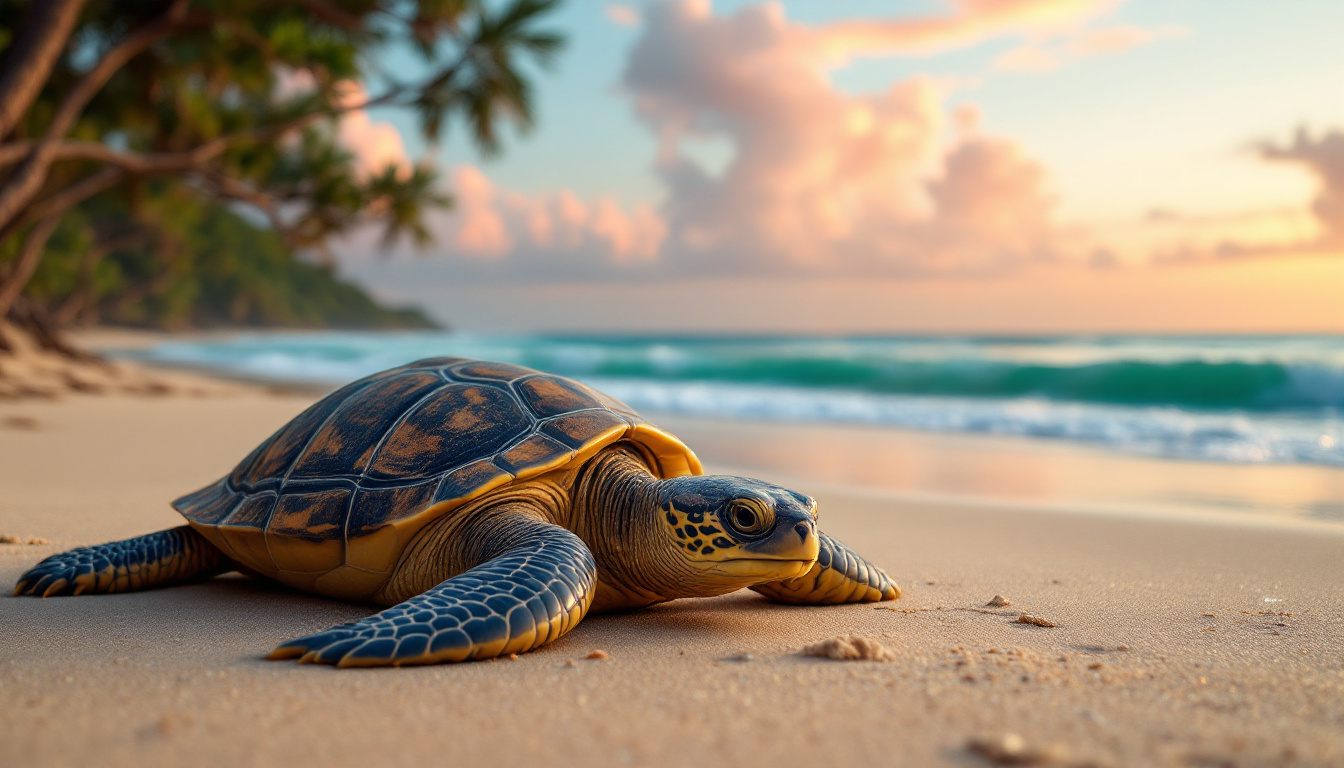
[[1, 391, 1342, 767]]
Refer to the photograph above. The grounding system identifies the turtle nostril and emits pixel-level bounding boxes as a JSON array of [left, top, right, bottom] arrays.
[[793, 521, 812, 544]]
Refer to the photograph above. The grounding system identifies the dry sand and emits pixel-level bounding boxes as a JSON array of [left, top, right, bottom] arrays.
[[1, 390, 1342, 768]]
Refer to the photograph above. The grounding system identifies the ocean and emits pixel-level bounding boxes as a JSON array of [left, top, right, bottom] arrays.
[[117, 332, 1344, 470]]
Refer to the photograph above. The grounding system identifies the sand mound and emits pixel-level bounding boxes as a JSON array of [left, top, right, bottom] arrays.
[[801, 635, 895, 661], [0, 321, 237, 400]]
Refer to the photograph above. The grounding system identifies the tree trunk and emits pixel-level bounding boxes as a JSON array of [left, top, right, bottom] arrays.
[[53, 246, 107, 326], [5, 294, 97, 361], [0, 212, 63, 319], [0, 0, 87, 141]]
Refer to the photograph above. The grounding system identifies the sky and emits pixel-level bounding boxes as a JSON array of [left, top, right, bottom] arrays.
[[332, 0, 1344, 333]]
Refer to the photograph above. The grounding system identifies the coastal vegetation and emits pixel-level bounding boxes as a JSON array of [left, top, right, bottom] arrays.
[[22, 186, 437, 329], [0, 0, 562, 344]]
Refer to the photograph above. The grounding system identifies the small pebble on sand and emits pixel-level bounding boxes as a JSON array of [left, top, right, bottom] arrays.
[[986, 594, 1012, 607], [585, 650, 609, 660], [801, 635, 895, 662], [1016, 614, 1057, 628], [967, 733, 1057, 765]]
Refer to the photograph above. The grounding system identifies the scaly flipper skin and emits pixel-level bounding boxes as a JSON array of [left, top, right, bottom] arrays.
[[750, 532, 900, 605], [268, 512, 597, 667], [14, 525, 233, 597]]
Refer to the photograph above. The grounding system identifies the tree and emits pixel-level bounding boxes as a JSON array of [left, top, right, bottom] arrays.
[[0, 0, 563, 343]]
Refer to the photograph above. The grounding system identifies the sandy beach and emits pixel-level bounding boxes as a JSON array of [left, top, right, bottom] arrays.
[[2, 387, 1342, 768]]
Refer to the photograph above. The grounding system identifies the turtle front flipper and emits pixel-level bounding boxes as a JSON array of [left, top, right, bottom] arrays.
[[750, 532, 900, 605], [268, 511, 597, 667], [14, 525, 233, 597]]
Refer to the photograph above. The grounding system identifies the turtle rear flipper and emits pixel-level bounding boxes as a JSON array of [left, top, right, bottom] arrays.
[[14, 526, 233, 597], [268, 508, 597, 667], [750, 532, 900, 605]]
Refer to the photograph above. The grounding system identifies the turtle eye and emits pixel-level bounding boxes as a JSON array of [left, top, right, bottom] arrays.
[[726, 500, 771, 537]]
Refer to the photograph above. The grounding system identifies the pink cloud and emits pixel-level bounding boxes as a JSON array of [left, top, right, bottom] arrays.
[[813, 0, 1115, 62], [605, 4, 642, 27], [995, 23, 1185, 73], [1067, 24, 1184, 55], [274, 72, 411, 179], [618, 0, 1071, 274], [450, 166, 512, 256], [366, 0, 1140, 279], [427, 166, 665, 266]]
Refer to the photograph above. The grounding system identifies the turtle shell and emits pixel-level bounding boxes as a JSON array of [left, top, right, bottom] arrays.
[[173, 358, 701, 600]]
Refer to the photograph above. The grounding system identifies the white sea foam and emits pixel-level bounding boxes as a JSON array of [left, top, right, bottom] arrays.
[[588, 379, 1343, 467], [119, 331, 1344, 468]]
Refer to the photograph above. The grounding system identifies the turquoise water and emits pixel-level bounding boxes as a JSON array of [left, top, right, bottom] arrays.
[[118, 332, 1344, 468]]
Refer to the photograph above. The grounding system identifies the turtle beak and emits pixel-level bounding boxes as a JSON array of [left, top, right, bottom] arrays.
[[743, 509, 819, 563]]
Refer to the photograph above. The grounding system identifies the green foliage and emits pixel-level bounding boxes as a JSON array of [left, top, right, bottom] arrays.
[[0, 0, 564, 329], [23, 182, 437, 330]]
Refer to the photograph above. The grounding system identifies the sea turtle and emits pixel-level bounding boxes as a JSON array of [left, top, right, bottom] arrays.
[[14, 358, 900, 667]]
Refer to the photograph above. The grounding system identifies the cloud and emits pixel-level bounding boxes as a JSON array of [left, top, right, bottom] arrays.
[[995, 23, 1184, 72], [1067, 24, 1184, 55], [274, 72, 411, 179], [605, 4, 642, 27], [812, 0, 1116, 62], [1134, 128, 1343, 265], [355, 0, 1090, 281], [333, 85, 411, 179], [359, 0, 1231, 281], [418, 166, 665, 272], [1259, 128, 1344, 248], [616, 0, 1072, 275]]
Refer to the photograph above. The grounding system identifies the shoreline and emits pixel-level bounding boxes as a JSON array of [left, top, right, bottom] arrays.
[[42, 328, 1344, 531]]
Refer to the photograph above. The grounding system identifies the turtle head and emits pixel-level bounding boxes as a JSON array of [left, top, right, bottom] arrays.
[[656, 475, 819, 591]]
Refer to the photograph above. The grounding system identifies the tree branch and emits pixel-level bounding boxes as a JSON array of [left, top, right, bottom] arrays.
[[0, 0, 88, 141], [0, 0, 200, 231], [192, 168, 295, 243], [0, 167, 124, 250], [281, 0, 367, 31]]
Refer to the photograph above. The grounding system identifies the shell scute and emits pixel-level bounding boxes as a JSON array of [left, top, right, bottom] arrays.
[[220, 492, 275, 530], [177, 482, 241, 525], [516, 376, 602, 418], [493, 434, 574, 476], [432, 459, 513, 505], [367, 384, 530, 481], [540, 410, 630, 449], [345, 480, 440, 572], [266, 488, 350, 573], [216, 492, 279, 574], [450, 361, 536, 382], [269, 488, 350, 542], [243, 380, 368, 487], [289, 372, 445, 479], [348, 481, 440, 539]]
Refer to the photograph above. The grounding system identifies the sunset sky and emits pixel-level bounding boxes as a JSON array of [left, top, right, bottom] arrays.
[[333, 0, 1344, 333]]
